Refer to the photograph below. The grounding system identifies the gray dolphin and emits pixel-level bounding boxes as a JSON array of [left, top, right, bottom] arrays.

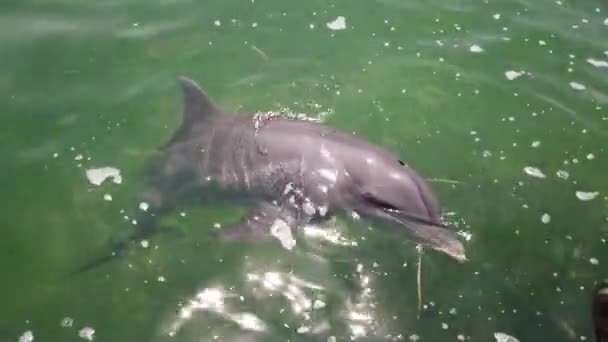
[[75, 77, 466, 273]]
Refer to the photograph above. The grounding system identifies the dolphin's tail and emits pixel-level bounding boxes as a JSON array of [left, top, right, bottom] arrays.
[[69, 240, 129, 275], [70, 184, 180, 276], [69, 210, 172, 276]]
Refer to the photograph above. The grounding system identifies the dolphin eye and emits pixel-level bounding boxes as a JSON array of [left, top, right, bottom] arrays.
[[362, 193, 399, 211], [398, 160, 405, 166]]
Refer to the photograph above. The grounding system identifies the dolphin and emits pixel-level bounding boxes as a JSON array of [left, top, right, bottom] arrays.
[[74, 77, 466, 273]]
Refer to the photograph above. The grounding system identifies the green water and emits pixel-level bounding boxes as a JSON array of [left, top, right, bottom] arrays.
[[2, 0, 608, 341]]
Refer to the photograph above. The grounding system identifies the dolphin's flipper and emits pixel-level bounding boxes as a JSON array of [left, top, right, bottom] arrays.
[[220, 201, 299, 242]]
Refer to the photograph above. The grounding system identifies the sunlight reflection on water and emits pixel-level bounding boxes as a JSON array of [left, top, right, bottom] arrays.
[[163, 220, 389, 340]]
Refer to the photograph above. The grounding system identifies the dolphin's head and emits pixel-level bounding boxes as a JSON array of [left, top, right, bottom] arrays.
[[345, 153, 467, 262]]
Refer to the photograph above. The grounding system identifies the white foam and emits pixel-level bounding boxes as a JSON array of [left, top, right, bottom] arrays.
[[541, 213, 551, 224], [505, 70, 523, 80], [531, 141, 541, 148], [78, 327, 95, 341], [576, 191, 599, 201], [103, 194, 112, 201], [587, 58, 608, 67], [19, 331, 34, 342], [86, 167, 122, 186], [556, 170, 569, 179], [61, 317, 74, 328], [494, 332, 519, 342], [327, 16, 347, 30], [590, 257, 599, 265], [523, 166, 546, 178], [139, 202, 149, 211], [493, 13, 501, 20], [569, 82, 586, 90]]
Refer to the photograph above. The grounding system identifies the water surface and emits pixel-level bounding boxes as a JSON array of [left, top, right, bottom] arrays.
[[2, 0, 608, 341]]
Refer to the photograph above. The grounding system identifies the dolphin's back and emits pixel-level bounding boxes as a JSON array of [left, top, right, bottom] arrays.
[[258, 118, 399, 161]]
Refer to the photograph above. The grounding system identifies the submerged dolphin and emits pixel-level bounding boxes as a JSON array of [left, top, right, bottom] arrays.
[[75, 77, 466, 273]]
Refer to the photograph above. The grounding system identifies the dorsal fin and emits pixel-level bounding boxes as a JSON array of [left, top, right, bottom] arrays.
[[162, 77, 221, 149], [178, 76, 220, 123]]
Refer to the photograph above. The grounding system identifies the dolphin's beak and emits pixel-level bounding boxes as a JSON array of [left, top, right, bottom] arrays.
[[406, 221, 468, 262], [372, 208, 468, 262]]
